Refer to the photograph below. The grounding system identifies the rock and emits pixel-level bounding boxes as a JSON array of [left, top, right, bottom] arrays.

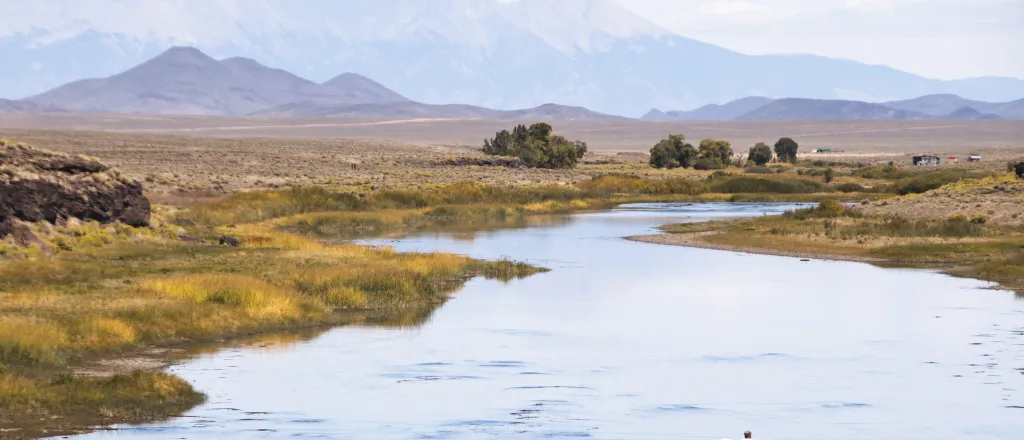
[[219, 235, 240, 247], [0, 140, 150, 238], [10, 221, 42, 248]]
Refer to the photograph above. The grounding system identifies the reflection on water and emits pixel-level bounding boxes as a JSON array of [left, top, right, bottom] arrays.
[[321, 213, 576, 242], [69, 203, 1024, 440]]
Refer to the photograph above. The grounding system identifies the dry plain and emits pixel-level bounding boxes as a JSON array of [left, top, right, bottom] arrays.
[[2, 114, 1023, 204]]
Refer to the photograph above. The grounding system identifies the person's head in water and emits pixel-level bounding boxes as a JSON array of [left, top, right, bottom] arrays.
[[744, 431, 752, 439]]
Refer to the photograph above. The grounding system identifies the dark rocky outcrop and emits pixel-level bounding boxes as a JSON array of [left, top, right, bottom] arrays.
[[0, 139, 150, 239], [219, 236, 240, 247]]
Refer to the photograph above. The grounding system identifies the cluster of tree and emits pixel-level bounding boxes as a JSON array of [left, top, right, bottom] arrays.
[[746, 138, 800, 166], [649, 135, 733, 170], [483, 123, 588, 169]]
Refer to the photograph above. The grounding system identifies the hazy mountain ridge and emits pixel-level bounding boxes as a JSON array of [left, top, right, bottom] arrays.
[[2, 0, 1024, 116], [253, 101, 621, 120], [735, 99, 929, 121], [0, 98, 64, 114], [25, 47, 410, 115], [19, 46, 616, 120], [647, 94, 1024, 121], [644, 97, 774, 121]]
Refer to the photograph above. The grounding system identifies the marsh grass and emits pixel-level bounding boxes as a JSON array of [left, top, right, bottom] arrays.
[[0, 199, 543, 436], [0, 371, 204, 437]]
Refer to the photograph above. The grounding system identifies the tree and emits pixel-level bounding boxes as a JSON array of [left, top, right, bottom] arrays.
[[483, 129, 514, 156], [528, 122, 553, 140], [824, 167, 835, 183], [481, 122, 586, 169], [649, 134, 697, 169], [747, 142, 773, 166], [697, 138, 732, 170], [774, 137, 799, 163]]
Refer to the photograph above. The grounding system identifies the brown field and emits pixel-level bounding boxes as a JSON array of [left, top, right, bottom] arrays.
[[3, 115, 1024, 202], [2, 113, 1023, 152]]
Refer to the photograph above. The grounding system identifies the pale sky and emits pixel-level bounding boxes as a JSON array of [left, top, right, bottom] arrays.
[[617, 0, 1024, 80], [1, 0, 1021, 81]]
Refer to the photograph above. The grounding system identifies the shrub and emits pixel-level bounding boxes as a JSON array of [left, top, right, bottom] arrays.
[[836, 182, 864, 193], [693, 157, 724, 170], [710, 177, 827, 194], [576, 174, 709, 195], [745, 167, 773, 174], [892, 169, 992, 195], [782, 200, 858, 220], [852, 165, 911, 180]]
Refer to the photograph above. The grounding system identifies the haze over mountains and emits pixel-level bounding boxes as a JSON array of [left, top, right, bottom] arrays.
[[645, 95, 1024, 121], [2, 0, 1024, 117], [3, 45, 1022, 122], [17, 47, 618, 120]]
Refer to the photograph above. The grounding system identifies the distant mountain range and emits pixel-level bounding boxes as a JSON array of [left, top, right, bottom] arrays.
[[2, 0, 1024, 117], [1, 46, 1020, 122], [11, 47, 617, 120], [644, 95, 1024, 121]]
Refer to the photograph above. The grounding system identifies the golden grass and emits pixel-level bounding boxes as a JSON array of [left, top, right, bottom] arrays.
[[0, 185, 553, 436]]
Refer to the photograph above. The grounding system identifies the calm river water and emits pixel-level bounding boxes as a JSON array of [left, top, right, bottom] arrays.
[[71, 203, 1023, 440]]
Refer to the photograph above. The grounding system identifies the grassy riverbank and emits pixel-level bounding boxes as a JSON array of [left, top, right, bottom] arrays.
[[635, 175, 1024, 294], [0, 197, 544, 438], [0, 165, 996, 437]]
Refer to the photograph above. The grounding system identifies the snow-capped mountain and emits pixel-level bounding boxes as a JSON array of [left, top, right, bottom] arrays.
[[2, 0, 1022, 116]]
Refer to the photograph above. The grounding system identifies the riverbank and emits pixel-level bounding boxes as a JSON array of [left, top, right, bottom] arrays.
[[630, 188, 1024, 294], [0, 201, 544, 438]]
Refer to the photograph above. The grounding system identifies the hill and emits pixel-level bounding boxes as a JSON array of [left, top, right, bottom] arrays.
[[23, 47, 616, 119], [0, 99, 63, 114], [734, 98, 927, 121], [25, 47, 410, 115], [943, 106, 1002, 120], [3, 0, 1024, 116], [884, 94, 1023, 119], [252, 102, 621, 120], [643, 97, 774, 120]]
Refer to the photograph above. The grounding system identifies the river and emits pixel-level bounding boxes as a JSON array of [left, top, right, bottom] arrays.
[[71, 203, 1024, 440]]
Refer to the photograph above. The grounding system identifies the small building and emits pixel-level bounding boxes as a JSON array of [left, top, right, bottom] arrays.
[[968, 155, 982, 162], [913, 155, 941, 166]]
